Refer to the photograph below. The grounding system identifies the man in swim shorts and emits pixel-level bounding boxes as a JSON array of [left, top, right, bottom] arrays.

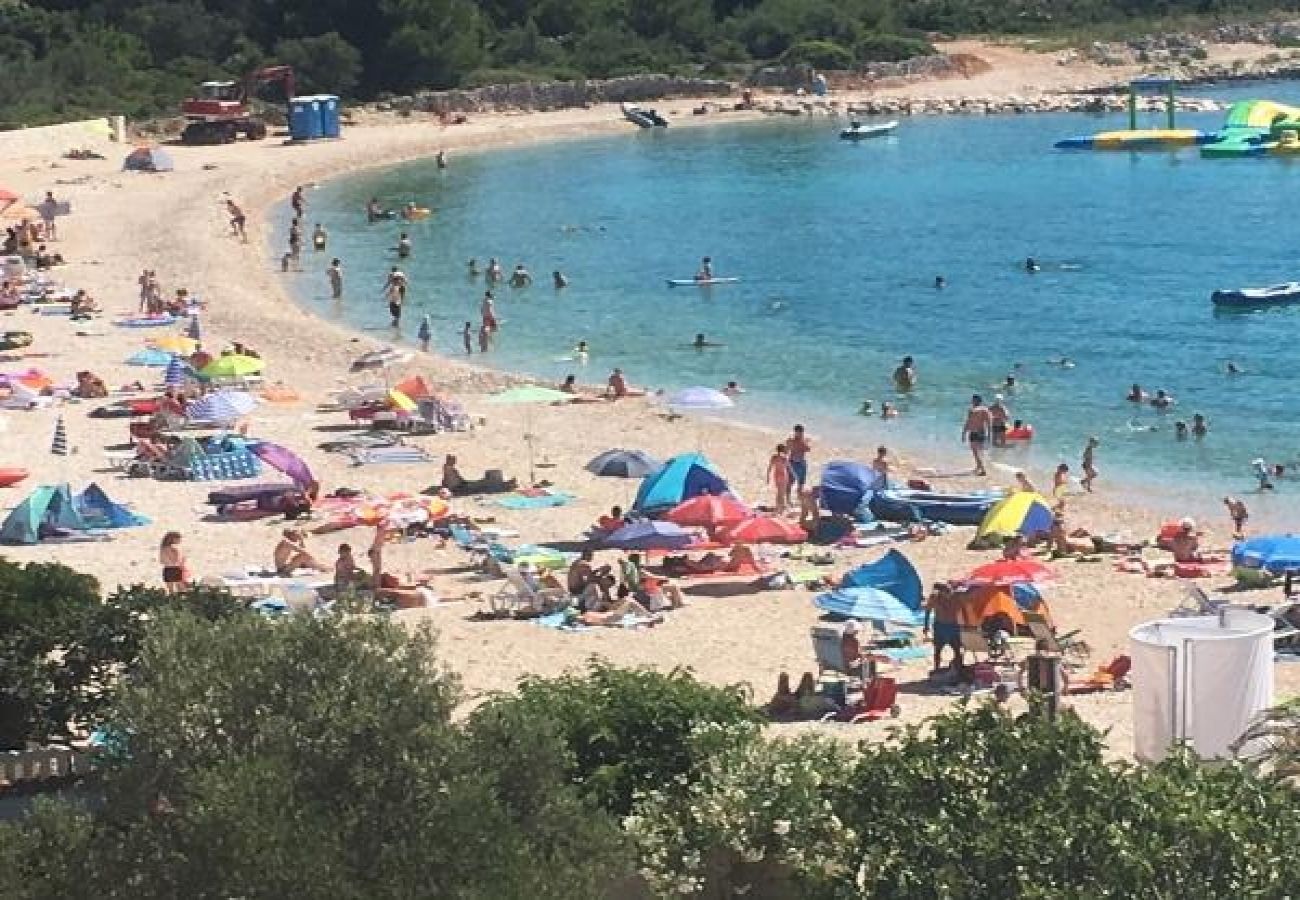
[[924, 582, 964, 672], [892, 355, 916, 390], [989, 394, 1009, 447], [787, 424, 811, 492], [327, 258, 343, 300], [963, 395, 992, 476]]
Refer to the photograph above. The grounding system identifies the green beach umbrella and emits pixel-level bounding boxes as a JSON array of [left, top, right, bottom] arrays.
[[200, 354, 265, 379], [487, 384, 572, 483]]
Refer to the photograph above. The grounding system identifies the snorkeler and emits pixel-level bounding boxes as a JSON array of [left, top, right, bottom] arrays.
[[1025, 257, 1040, 273]]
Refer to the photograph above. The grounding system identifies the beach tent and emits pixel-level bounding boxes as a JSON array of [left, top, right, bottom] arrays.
[[972, 492, 1054, 548], [76, 483, 149, 529], [632, 452, 730, 514], [1, 483, 88, 544], [123, 146, 174, 172], [819, 460, 884, 516], [840, 549, 923, 613], [957, 585, 1053, 630]]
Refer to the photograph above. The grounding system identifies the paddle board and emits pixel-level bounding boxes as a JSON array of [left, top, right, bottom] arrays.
[[667, 277, 740, 287]]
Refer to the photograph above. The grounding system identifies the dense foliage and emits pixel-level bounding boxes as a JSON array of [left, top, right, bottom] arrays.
[[5, 0, 1297, 124], [0, 558, 242, 749], [0, 559, 1296, 896]]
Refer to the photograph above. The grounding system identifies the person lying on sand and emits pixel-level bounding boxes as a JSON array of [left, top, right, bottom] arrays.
[[1049, 515, 1096, 556], [605, 368, 646, 399]]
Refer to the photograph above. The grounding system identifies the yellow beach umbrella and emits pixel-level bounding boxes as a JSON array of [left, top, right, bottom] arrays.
[[151, 335, 197, 354], [200, 354, 265, 378]]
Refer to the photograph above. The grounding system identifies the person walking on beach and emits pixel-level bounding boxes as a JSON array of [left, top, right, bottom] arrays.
[[38, 191, 58, 241], [291, 185, 306, 216], [417, 315, 432, 352], [462, 322, 473, 355], [786, 424, 811, 496], [159, 531, 188, 595], [225, 197, 246, 241], [1224, 496, 1249, 540], [872, 445, 890, 482], [962, 395, 992, 476], [1081, 437, 1100, 492], [767, 444, 792, 513], [989, 394, 1010, 447], [327, 258, 343, 300]]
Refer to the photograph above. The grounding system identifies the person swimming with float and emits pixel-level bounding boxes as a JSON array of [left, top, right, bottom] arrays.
[[695, 256, 714, 281], [692, 333, 723, 349], [1025, 257, 1040, 273], [1126, 384, 1146, 403]]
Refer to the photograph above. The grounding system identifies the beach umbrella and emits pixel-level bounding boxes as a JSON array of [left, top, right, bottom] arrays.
[[664, 494, 751, 528], [186, 316, 202, 341], [387, 388, 417, 412], [1, 204, 39, 221], [163, 355, 190, 388], [250, 440, 315, 488], [718, 516, 807, 545], [488, 384, 572, 484], [585, 449, 663, 478], [1232, 534, 1300, 574], [126, 348, 176, 367], [150, 335, 196, 354], [50, 415, 68, 456], [814, 586, 923, 625], [665, 386, 735, 411], [962, 557, 1057, 588], [200, 354, 264, 378], [186, 390, 258, 423], [603, 520, 696, 551]]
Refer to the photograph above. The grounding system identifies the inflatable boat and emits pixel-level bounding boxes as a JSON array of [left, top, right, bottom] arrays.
[[868, 489, 1003, 526], [1211, 282, 1300, 308], [622, 103, 667, 128], [840, 121, 898, 140]]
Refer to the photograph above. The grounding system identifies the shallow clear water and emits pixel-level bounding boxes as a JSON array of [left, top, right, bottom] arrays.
[[281, 82, 1300, 522]]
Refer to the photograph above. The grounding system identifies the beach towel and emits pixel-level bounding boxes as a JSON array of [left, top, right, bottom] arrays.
[[876, 646, 930, 663], [495, 490, 575, 510], [535, 610, 588, 632]]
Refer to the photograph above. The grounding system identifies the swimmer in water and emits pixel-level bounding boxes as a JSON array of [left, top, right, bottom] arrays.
[[934, 275, 946, 289], [1226, 360, 1241, 375], [1025, 257, 1040, 273], [311, 223, 327, 251], [1151, 389, 1174, 410], [1003, 374, 1017, 392], [553, 270, 568, 289], [1252, 458, 1275, 491], [692, 333, 722, 349], [722, 380, 744, 397], [1127, 384, 1145, 403], [1191, 413, 1208, 438], [1047, 357, 1075, 369], [396, 233, 411, 258], [858, 400, 874, 416], [575, 340, 589, 360], [467, 258, 480, 277], [696, 256, 714, 281], [892, 355, 917, 391], [881, 401, 898, 419], [1174, 421, 1188, 440]]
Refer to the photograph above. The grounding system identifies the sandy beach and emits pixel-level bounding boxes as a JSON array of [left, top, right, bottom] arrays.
[[4, 40, 1296, 753]]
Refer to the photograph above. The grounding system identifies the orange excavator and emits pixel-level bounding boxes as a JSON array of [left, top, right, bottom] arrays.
[[179, 65, 296, 145]]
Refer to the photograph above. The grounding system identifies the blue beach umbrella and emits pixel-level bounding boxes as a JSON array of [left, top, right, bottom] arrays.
[[1232, 534, 1300, 574], [603, 520, 695, 551], [126, 348, 175, 367], [186, 390, 258, 423], [585, 449, 663, 479], [163, 355, 190, 388], [813, 586, 924, 626]]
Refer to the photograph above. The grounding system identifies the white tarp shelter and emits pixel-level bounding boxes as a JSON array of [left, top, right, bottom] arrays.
[[1130, 608, 1274, 762]]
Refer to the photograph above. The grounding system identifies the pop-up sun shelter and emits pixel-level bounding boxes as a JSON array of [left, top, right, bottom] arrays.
[[819, 460, 884, 517], [633, 453, 729, 514], [76, 482, 150, 530], [1, 482, 149, 544], [840, 549, 923, 613], [972, 491, 1054, 548]]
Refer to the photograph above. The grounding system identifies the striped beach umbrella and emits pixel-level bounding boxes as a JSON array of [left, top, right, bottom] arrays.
[[186, 316, 202, 341], [163, 355, 189, 388], [50, 415, 68, 456], [186, 390, 258, 423]]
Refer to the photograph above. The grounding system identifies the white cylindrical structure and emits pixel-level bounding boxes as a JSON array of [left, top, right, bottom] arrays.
[[1130, 608, 1274, 762]]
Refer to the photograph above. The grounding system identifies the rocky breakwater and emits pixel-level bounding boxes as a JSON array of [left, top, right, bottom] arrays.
[[371, 74, 731, 115]]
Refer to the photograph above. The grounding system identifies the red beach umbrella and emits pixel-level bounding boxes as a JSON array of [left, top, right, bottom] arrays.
[[962, 557, 1057, 588], [663, 494, 750, 528], [718, 516, 807, 545]]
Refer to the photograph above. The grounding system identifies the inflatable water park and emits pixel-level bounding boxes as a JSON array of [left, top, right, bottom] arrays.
[[1055, 76, 1300, 158]]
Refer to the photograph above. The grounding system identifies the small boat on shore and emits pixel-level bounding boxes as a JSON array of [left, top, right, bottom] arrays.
[[1211, 282, 1300, 308], [622, 103, 667, 129], [868, 489, 1002, 526], [840, 120, 898, 141]]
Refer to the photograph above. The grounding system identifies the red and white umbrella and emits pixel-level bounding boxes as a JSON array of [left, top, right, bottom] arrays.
[[718, 516, 807, 545], [663, 494, 750, 528], [962, 557, 1057, 588]]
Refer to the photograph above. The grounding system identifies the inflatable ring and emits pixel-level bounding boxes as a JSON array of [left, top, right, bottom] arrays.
[[403, 207, 432, 220], [1005, 425, 1034, 441], [0, 331, 33, 351]]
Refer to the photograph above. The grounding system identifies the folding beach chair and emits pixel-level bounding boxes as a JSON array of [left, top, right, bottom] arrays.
[[489, 567, 567, 617], [1021, 613, 1090, 665]]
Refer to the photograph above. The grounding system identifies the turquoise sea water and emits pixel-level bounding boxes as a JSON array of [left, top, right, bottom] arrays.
[[281, 82, 1300, 523]]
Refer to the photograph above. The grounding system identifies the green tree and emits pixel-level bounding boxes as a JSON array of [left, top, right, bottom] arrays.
[[273, 31, 363, 95]]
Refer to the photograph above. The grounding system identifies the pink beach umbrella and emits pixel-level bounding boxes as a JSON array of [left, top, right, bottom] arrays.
[[663, 494, 751, 528], [718, 516, 807, 545]]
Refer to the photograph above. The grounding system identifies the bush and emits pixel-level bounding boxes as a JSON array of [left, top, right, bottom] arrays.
[[273, 32, 362, 97], [474, 661, 759, 815], [779, 39, 854, 69], [855, 31, 935, 63]]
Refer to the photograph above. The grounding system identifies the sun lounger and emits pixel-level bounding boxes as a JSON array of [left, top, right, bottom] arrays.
[[348, 445, 432, 465], [495, 490, 575, 510]]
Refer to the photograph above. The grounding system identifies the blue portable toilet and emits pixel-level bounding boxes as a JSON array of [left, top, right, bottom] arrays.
[[317, 94, 341, 138], [288, 96, 322, 141]]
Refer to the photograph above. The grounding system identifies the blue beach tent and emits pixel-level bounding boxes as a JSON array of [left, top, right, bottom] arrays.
[[0, 484, 88, 544], [840, 549, 924, 613], [819, 460, 884, 516], [632, 453, 730, 514], [76, 483, 149, 529]]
